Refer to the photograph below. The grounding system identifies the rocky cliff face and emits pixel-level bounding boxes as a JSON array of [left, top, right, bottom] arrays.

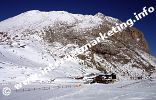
[[39, 12, 154, 80], [0, 10, 155, 81]]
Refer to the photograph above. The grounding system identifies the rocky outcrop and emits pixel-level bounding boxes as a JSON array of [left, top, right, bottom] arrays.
[[40, 12, 154, 80]]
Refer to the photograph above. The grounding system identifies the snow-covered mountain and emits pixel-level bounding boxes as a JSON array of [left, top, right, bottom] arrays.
[[0, 10, 156, 84]]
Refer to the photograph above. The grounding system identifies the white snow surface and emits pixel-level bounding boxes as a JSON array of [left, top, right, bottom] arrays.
[[0, 10, 104, 34], [0, 78, 156, 100]]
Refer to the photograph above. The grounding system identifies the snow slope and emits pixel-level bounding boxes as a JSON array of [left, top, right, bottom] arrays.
[[0, 78, 156, 100], [0, 10, 119, 83]]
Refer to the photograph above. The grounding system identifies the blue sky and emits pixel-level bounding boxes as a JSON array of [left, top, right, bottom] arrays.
[[0, 0, 155, 57]]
